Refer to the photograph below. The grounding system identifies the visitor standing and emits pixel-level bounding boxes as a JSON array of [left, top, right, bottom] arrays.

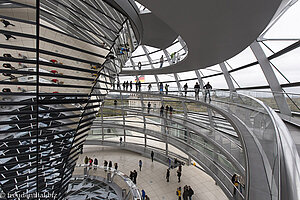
[[183, 186, 188, 200], [108, 161, 112, 168], [147, 102, 151, 113], [160, 105, 164, 117], [84, 156, 88, 164], [160, 55, 164, 68], [165, 84, 169, 95], [177, 169, 181, 182], [183, 83, 188, 97], [159, 82, 163, 94], [141, 189, 146, 200], [94, 158, 98, 170], [148, 83, 152, 91], [203, 82, 212, 103], [194, 82, 200, 100], [130, 81, 133, 91], [187, 186, 194, 200], [114, 163, 118, 170], [139, 160, 143, 171], [151, 151, 154, 162], [138, 62, 142, 70], [133, 170, 138, 184], [166, 168, 170, 182], [176, 187, 182, 200]]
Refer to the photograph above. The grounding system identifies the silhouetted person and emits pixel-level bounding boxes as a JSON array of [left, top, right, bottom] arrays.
[[4, 34, 16, 40], [160, 105, 164, 117], [194, 82, 200, 100], [166, 168, 170, 182], [151, 151, 154, 162], [0, 19, 15, 27], [138, 61, 141, 70], [183, 83, 188, 97], [203, 82, 212, 103], [159, 82, 163, 94], [160, 55, 164, 68], [165, 84, 169, 95], [147, 102, 151, 113], [114, 162, 118, 170], [148, 83, 152, 91], [129, 81, 133, 91], [139, 160, 142, 171], [177, 170, 181, 182]]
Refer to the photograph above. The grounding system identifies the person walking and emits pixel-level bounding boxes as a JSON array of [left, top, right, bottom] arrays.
[[187, 186, 194, 200], [166, 168, 170, 182], [159, 82, 163, 94], [160, 55, 164, 68], [141, 189, 146, 200], [151, 151, 154, 162], [0, 19, 15, 27], [114, 162, 118, 170], [183, 83, 188, 97], [139, 160, 143, 171], [177, 169, 181, 183], [147, 102, 151, 113], [114, 100, 117, 107], [138, 61, 142, 70], [160, 105, 164, 117], [165, 84, 169, 95], [148, 83, 152, 92], [119, 137, 122, 144], [108, 161, 112, 168], [129, 81, 133, 91], [194, 82, 200, 100], [176, 187, 182, 200], [203, 82, 212, 103]]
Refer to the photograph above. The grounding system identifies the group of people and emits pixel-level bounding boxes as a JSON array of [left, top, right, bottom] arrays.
[[129, 170, 138, 184], [232, 173, 245, 195], [160, 104, 174, 117], [159, 82, 169, 94], [84, 156, 119, 171], [186, 82, 213, 102], [113, 80, 143, 92], [176, 185, 194, 200]]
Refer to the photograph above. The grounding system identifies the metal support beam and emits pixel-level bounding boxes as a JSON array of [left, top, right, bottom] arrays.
[[250, 41, 292, 116], [163, 49, 182, 95], [195, 70, 215, 127], [141, 45, 160, 89], [219, 62, 235, 92]]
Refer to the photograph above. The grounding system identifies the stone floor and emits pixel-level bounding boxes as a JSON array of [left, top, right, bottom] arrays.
[[77, 145, 228, 200]]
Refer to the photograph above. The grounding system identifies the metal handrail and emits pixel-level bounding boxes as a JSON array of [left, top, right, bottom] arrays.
[[75, 164, 141, 200]]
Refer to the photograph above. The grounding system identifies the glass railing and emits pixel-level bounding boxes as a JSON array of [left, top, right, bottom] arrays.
[[74, 164, 141, 200], [211, 90, 300, 200]]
